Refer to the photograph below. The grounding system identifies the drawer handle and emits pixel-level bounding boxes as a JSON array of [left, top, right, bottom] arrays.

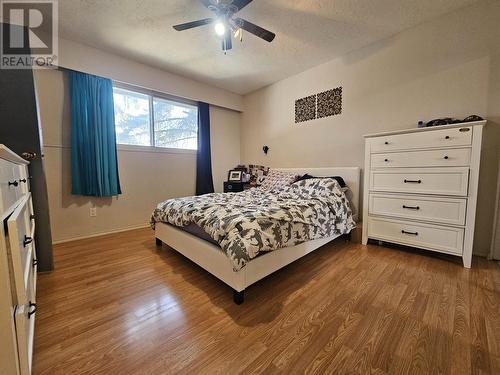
[[459, 127, 470, 132], [8, 180, 19, 187], [402, 205, 420, 210], [19, 178, 27, 183], [23, 236, 33, 247], [444, 156, 449, 160], [404, 179, 422, 184], [33, 259, 38, 268], [445, 136, 450, 139], [401, 230, 418, 236], [28, 302, 37, 319], [30, 214, 35, 220]]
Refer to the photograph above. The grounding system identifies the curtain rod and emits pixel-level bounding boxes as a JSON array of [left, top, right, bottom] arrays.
[[55, 65, 241, 113]]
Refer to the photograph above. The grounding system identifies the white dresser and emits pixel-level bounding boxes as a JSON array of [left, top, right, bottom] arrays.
[[362, 121, 486, 268], [0, 145, 37, 375]]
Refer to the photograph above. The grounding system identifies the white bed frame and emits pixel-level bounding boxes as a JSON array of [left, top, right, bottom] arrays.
[[155, 167, 360, 304]]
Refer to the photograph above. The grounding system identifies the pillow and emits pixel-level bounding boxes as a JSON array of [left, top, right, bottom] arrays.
[[259, 170, 300, 191], [248, 164, 270, 186], [297, 174, 346, 188]]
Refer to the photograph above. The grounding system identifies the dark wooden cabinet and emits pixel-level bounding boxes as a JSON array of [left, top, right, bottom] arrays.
[[224, 181, 244, 193], [0, 23, 53, 271]]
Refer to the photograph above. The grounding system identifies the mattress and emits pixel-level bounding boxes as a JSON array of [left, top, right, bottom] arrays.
[[178, 223, 218, 246]]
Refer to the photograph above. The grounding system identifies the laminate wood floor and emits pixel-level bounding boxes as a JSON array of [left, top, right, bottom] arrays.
[[33, 228, 500, 374]]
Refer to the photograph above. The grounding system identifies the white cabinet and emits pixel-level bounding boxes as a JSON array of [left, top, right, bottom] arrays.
[[362, 121, 486, 268], [0, 145, 36, 375]]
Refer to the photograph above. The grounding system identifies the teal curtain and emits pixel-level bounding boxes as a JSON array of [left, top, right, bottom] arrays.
[[69, 71, 121, 197]]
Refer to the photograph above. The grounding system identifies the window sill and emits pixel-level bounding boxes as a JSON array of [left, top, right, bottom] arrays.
[[116, 144, 197, 155]]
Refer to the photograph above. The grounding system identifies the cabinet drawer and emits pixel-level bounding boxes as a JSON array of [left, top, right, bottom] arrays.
[[369, 194, 467, 226], [17, 165, 29, 197], [367, 217, 464, 255], [14, 301, 36, 375], [370, 168, 469, 196], [7, 194, 34, 305], [371, 148, 471, 169], [0, 158, 20, 216], [370, 126, 472, 152]]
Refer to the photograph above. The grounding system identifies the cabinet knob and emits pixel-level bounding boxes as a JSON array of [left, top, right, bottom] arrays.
[[384, 159, 389, 162], [445, 136, 450, 139], [384, 141, 389, 145], [444, 156, 449, 159], [28, 301, 37, 319], [23, 235, 33, 247]]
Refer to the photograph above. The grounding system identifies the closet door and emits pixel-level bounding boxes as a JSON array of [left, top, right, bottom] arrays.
[[0, 28, 53, 272]]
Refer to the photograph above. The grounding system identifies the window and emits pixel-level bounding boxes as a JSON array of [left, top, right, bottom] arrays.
[[113, 86, 198, 150], [113, 88, 151, 146]]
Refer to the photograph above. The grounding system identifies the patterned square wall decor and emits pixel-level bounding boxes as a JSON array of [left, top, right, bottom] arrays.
[[317, 87, 342, 119], [295, 94, 317, 123]]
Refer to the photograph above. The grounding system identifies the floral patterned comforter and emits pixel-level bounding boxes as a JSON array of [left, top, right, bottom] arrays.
[[151, 178, 355, 271]]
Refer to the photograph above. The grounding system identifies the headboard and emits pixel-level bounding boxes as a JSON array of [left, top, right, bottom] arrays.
[[276, 167, 361, 222]]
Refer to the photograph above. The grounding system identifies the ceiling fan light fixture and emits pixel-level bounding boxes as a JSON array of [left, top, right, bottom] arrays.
[[214, 21, 225, 36]]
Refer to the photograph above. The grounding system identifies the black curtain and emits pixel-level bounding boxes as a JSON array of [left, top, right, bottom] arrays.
[[196, 102, 215, 195]]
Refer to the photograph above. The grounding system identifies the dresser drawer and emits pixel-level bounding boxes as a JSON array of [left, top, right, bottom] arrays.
[[7, 195, 34, 305], [367, 217, 464, 255], [370, 126, 472, 152], [371, 148, 471, 169], [0, 159, 21, 216], [370, 167, 469, 196], [369, 193, 467, 225], [14, 300, 36, 375], [17, 164, 30, 197]]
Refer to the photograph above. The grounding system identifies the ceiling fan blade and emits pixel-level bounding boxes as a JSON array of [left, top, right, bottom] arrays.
[[232, 0, 254, 12], [173, 18, 214, 31], [223, 30, 233, 51], [235, 18, 275, 42]]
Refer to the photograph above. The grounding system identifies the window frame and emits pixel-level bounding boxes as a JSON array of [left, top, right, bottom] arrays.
[[112, 81, 199, 155]]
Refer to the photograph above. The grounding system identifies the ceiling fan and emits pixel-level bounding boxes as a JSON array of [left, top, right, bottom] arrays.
[[173, 0, 276, 53]]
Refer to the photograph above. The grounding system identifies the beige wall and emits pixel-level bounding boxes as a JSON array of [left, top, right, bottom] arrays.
[[241, 0, 500, 256], [35, 69, 240, 243]]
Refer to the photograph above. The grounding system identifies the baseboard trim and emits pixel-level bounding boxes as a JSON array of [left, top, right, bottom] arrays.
[[52, 224, 150, 245]]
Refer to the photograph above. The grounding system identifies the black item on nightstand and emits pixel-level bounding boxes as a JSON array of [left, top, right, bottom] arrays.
[[224, 181, 244, 193]]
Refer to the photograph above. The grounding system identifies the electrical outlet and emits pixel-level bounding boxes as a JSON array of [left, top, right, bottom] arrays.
[[90, 207, 97, 217]]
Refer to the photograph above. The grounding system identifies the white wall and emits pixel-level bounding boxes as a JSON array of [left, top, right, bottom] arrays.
[[35, 69, 240, 243], [58, 38, 242, 112], [241, 0, 500, 256], [210, 106, 241, 193]]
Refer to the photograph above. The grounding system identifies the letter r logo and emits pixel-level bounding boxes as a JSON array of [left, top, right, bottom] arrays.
[[9, 8, 47, 48], [1, 1, 58, 69]]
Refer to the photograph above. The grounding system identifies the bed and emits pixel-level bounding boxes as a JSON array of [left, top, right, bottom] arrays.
[[152, 167, 360, 304]]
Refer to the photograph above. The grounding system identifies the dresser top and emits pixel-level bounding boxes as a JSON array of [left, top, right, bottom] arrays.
[[0, 145, 29, 165], [364, 120, 486, 138]]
